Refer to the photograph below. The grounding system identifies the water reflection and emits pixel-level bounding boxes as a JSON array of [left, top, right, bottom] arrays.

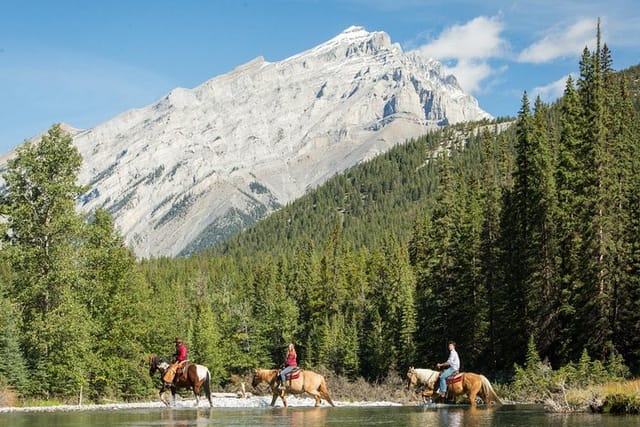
[[157, 406, 215, 426], [446, 409, 463, 427], [465, 406, 492, 426], [406, 405, 498, 427], [0, 404, 632, 426], [443, 406, 496, 427], [287, 407, 328, 426]]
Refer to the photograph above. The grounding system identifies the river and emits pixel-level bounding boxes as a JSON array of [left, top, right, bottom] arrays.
[[0, 403, 636, 427]]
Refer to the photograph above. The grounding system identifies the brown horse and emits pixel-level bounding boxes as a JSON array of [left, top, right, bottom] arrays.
[[251, 368, 335, 407], [406, 367, 501, 406], [148, 355, 213, 407]]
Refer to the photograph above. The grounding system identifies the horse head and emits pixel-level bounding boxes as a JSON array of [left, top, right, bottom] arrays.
[[406, 366, 417, 390], [149, 355, 158, 377], [251, 368, 278, 388], [251, 369, 261, 388], [149, 354, 170, 377]]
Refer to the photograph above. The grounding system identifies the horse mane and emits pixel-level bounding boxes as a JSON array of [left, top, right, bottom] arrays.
[[413, 368, 439, 388], [149, 354, 170, 369], [150, 354, 165, 361]]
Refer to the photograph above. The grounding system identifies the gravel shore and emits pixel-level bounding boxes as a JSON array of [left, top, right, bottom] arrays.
[[0, 392, 402, 413]]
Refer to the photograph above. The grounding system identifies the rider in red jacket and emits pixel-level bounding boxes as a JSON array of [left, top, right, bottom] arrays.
[[173, 338, 187, 363], [163, 337, 188, 383]]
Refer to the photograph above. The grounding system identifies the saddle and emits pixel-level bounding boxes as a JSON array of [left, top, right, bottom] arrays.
[[163, 360, 189, 384], [446, 371, 463, 386], [176, 360, 189, 379], [280, 367, 302, 382]]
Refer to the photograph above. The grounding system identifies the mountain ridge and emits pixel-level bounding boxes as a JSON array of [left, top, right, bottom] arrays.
[[2, 26, 491, 258]]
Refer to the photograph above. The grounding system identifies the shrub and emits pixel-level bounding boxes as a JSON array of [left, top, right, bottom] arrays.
[[0, 383, 17, 407]]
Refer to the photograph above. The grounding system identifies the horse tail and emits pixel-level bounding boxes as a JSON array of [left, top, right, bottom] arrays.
[[480, 375, 502, 405], [319, 377, 335, 407], [204, 369, 213, 406]]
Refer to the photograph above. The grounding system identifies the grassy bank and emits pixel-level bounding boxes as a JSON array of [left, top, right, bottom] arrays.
[[559, 379, 640, 414]]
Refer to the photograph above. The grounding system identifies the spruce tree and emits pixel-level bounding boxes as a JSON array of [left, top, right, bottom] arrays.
[[495, 93, 534, 367], [527, 97, 560, 360]]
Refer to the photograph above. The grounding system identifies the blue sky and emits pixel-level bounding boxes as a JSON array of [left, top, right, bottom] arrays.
[[1, 0, 638, 154]]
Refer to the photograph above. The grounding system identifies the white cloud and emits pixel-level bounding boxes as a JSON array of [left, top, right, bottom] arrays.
[[531, 73, 575, 103], [412, 16, 507, 94], [442, 59, 492, 94], [416, 16, 506, 61], [518, 18, 598, 63]]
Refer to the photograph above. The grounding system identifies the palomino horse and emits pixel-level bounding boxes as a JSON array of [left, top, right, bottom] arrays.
[[406, 367, 440, 395], [148, 355, 213, 407], [251, 368, 335, 407], [406, 367, 501, 406]]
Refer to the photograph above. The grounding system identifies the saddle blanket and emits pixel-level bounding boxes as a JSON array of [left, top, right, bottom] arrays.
[[446, 373, 463, 385]]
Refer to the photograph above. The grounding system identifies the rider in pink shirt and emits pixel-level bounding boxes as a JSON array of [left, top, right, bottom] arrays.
[[279, 343, 297, 389]]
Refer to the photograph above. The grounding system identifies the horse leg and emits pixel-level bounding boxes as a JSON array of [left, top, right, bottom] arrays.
[[306, 389, 322, 407], [160, 387, 170, 406], [468, 388, 478, 407], [193, 384, 200, 408], [466, 379, 480, 407], [204, 371, 213, 407], [270, 389, 278, 406], [319, 380, 336, 407]]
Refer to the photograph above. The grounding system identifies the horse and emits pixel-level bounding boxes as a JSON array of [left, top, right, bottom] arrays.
[[406, 366, 501, 406], [251, 368, 335, 407], [148, 355, 213, 407], [406, 367, 440, 396]]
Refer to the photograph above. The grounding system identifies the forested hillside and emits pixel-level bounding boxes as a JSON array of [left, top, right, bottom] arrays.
[[620, 63, 640, 110], [0, 27, 638, 403]]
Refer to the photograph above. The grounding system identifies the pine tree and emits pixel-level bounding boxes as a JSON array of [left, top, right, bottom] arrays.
[[572, 23, 616, 361], [495, 93, 534, 367], [478, 129, 504, 372], [527, 97, 560, 359], [412, 151, 457, 365], [605, 55, 640, 372], [0, 295, 29, 393]]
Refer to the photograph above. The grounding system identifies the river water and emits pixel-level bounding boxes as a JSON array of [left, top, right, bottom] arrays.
[[1, 404, 637, 427]]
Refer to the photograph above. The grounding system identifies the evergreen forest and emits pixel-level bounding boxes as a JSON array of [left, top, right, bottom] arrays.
[[0, 26, 639, 403]]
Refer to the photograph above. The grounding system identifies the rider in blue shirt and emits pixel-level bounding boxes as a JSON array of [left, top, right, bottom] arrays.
[[436, 341, 460, 397]]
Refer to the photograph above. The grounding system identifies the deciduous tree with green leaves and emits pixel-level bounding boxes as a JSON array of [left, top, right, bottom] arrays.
[[2, 124, 94, 397]]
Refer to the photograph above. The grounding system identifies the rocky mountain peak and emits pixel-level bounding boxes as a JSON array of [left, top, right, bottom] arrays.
[[2, 27, 491, 258]]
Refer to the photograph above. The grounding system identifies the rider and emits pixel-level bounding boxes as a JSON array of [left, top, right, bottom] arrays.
[[436, 341, 460, 397], [164, 337, 188, 383], [279, 343, 297, 390]]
